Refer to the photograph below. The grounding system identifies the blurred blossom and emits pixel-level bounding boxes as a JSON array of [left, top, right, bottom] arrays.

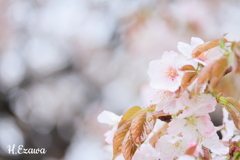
[[7, 1, 33, 27], [102, 78, 142, 112], [0, 51, 25, 90], [23, 38, 69, 76], [219, 2, 240, 40], [64, 134, 110, 160], [128, 18, 177, 57], [10, 74, 87, 134], [9, 88, 31, 123], [38, 0, 89, 38], [0, 116, 24, 155]]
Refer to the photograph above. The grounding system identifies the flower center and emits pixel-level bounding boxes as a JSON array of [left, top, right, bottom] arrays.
[[174, 141, 181, 148], [186, 117, 198, 126], [166, 66, 178, 80], [171, 140, 185, 154], [197, 52, 208, 62], [163, 90, 174, 96]]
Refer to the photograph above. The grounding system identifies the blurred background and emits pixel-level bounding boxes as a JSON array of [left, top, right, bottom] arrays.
[[0, 0, 240, 160]]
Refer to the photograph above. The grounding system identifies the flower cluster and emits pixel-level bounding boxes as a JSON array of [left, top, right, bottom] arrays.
[[98, 37, 240, 160]]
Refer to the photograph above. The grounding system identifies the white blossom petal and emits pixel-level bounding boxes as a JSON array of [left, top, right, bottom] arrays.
[[168, 118, 187, 136], [97, 110, 121, 125], [178, 155, 195, 160]]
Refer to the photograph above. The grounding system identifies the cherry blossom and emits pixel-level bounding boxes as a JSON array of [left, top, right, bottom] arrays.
[[98, 36, 239, 160], [148, 51, 186, 92], [167, 97, 216, 142], [177, 37, 223, 65], [132, 143, 159, 160], [155, 135, 188, 160], [201, 133, 229, 155], [147, 88, 187, 114], [177, 37, 204, 59]]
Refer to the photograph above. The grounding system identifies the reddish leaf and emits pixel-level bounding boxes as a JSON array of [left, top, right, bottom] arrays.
[[130, 111, 156, 147], [181, 72, 197, 89], [196, 56, 229, 92], [224, 66, 232, 76], [179, 65, 196, 71], [202, 147, 211, 160], [233, 41, 240, 57], [112, 121, 131, 160], [225, 97, 240, 130], [232, 41, 240, 73], [209, 56, 228, 91], [196, 63, 212, 93], [234, 57, 240, 74], [112, 106, 142, 160], [192, 38, 228, 58], [122, 130, 137, 160], [185, 143, 197, 156], [118, 106, 142, 127]]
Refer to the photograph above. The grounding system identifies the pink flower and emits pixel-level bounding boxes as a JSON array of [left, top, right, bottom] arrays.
[[148, 51, 186, 92], [155, 135, 188, 160], [178, 37, 204, 59], [178, 37, 223, 65], [147, 88, 187, 114], [201, 133, 228, 155], [132, 143, 159, 160], [167, 97, 216, 142]]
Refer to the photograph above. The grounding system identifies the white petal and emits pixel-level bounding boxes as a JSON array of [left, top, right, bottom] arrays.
[[132, 143, 159, 160], [222, 107, 229, 123], [168, 118, 186, 136], [194, 58, 207, 66], [156, 135, 188, 160], [197, 115, 215, 138], [104, 129, 115, 144], [97, 110, 120, 125], [191, 37, 204, 47], [194, 103, 215, 117], [162, 51, 179, 60], [178, 155, 195, 160], [225, 121, 235, 140], [202, 134, 228, 155], [177, 42, 192, 58], [182, 125, 199, 142]]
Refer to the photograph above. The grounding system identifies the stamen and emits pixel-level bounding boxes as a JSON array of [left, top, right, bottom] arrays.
[[166, 66, 178, 80], [197, 52, 208, 62]]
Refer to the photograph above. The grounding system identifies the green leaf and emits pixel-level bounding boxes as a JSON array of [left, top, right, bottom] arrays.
[[219, 38, 226, 50]]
